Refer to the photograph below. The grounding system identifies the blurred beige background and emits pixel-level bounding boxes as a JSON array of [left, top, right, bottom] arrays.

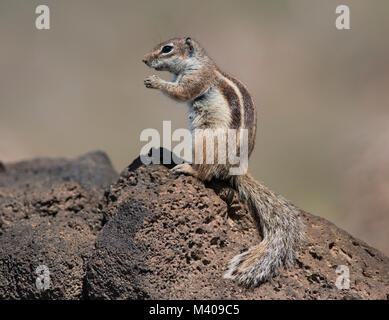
[[0, 0, 388, 255]]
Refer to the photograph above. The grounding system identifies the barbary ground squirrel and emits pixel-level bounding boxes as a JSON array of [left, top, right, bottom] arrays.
[[142, 37, 304, 287]]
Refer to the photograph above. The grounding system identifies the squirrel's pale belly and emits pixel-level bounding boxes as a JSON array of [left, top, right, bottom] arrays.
[[188, 86, 232, 132]]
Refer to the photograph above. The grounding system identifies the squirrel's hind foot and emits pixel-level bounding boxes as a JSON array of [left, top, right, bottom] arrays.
[[171, 163, 198, 177]]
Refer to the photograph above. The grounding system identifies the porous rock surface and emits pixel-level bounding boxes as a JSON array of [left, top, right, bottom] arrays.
[[0, 151, 118, 299], [0, 149, 388, 299], [85, 149, 389, 300]]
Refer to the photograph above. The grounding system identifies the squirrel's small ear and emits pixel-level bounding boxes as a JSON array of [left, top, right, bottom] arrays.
[[185, 37, 194, 54]]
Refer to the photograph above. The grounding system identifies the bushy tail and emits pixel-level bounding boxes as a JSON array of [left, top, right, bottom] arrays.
[[224, 173, 304, 287]]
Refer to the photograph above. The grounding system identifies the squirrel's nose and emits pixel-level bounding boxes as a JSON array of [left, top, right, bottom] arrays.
[[142, 59, 148, 65]]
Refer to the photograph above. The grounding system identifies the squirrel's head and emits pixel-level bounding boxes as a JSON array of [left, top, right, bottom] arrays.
[[142, 37, 202, 74]]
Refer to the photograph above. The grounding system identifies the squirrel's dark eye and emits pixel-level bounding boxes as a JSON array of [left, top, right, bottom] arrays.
[[161, 45, 173, 54]]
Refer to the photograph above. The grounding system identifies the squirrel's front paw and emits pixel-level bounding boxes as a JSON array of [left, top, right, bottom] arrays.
[[144, 75, 161, 89]]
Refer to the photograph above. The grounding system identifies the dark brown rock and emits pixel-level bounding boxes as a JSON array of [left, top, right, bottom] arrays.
[[0, 151, 118, 299], [85, 149, 389, 299], [1, 149, 388, 299]]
